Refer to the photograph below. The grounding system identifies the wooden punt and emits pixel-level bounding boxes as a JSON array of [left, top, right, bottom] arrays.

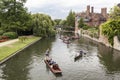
[[44, 59, 62, 74], [71, 36, 80, 39], [63, 40, 70, 44]]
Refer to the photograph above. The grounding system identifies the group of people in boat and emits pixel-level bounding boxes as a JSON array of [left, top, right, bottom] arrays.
[[60, 35, 71, 44], [60, 35, 70, 41], [60, 34, 80, 44], [45, 49, 59, 70]]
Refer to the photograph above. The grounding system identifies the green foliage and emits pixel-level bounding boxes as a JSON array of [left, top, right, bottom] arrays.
[[0, 30, 4, 35], [32, 13, 55, 37], [109, 6, 120, 20], [78, 18, 93, 30], [66, 10, 75, 27], [78, 18, 84, 28], [101, 20, 120, 46], [3, 32, 18, 39], [59, 20, 67, 26], [88, 28, 99, 38], [49, 29, 56, 37], [0, 36, 2, 40], [82, 24, 90, 30], [0, 0, 31, 35], [54, 19, 62, 25]]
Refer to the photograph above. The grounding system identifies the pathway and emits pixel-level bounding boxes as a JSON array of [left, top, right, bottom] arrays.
[[0, 39, 18, 47]]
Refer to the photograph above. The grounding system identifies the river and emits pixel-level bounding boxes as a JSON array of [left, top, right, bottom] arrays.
[[0, 35, 120, 80]]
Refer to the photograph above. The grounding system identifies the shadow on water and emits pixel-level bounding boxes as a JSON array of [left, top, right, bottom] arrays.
[[0, 37, 56, 80], [98, 43, 120, 73], [45, 64, 50, 73], [54, 73, 63, 77]]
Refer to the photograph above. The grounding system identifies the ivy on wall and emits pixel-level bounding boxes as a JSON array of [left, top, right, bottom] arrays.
[[101, 20, 120, 46], [101, 5, 120, 46]]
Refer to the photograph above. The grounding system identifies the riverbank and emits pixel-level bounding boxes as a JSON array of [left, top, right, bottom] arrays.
[[0, 36, 41, 64], [82, 34, 100, 43], [82, 34, 120, 51]]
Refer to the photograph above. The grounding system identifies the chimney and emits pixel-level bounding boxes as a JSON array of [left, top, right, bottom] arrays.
[[101, 8, 107, 17], [91, 7, 94, 13], [86, 5, 90, 15]]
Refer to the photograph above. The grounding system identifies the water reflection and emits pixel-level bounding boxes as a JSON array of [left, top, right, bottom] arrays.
[[0, 37, 56, 80], [54, 73, 63, 77], [98, 44, 120, 73], [0, 36, 120, 80], [0, 50, 32, 80], [45, 65, 50, 74]]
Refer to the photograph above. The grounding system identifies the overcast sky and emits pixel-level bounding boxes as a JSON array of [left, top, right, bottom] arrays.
[[25, 0, 120, 19]]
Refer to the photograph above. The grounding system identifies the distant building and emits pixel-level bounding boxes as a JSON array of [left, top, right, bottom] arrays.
[[75, 5, 109, 28], [117, 3, 120, 7]]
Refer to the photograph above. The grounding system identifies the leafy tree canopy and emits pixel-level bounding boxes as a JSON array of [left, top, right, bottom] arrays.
[[66, 10, 75, 27], [32, 13, 55, 37], [78, 18, 84, 28], [0, 0, 31, 34], [59, 20, 67, 26], [54, 19, 62, 25], [101, 20, 120, 46], [109, 6, 120, 20]]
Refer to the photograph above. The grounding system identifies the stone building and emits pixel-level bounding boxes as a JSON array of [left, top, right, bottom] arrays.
[[117, 3, 120, 7], [75, 5, 109, 28]]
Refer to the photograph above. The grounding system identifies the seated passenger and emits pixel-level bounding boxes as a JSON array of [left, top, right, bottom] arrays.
[[53, 64, 59, 70], [45, 53, 49, 56], [49, 60, 56, 65], [80, 50, 83, 56], [45, 56, 52, 62]]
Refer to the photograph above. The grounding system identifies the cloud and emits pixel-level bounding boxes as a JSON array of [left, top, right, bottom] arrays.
[[59, 0, 82, 7], [25, 0, 58, 8], [25, 0, 120, 19]]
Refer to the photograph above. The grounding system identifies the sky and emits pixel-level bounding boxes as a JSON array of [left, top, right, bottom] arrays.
[[25, 0, 120, 19]]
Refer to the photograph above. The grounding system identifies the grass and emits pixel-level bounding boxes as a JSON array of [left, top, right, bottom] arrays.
[[0, 36, 41, 61]]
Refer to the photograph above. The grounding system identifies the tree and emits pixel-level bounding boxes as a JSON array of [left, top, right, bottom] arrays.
[[32, 13, 55, 37], [109, 6, 120, 20], [54, 19, 62, 25], [66, 10, 75, 27], [0, 0, 31, 35], [59, 20, 67, 26], [78, 18, 84, 28], [101, 20, 120, 46], [101, 5, 120, 46]]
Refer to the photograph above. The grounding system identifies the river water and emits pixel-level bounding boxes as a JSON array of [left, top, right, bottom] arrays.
[[0, 35, 120, 80]]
